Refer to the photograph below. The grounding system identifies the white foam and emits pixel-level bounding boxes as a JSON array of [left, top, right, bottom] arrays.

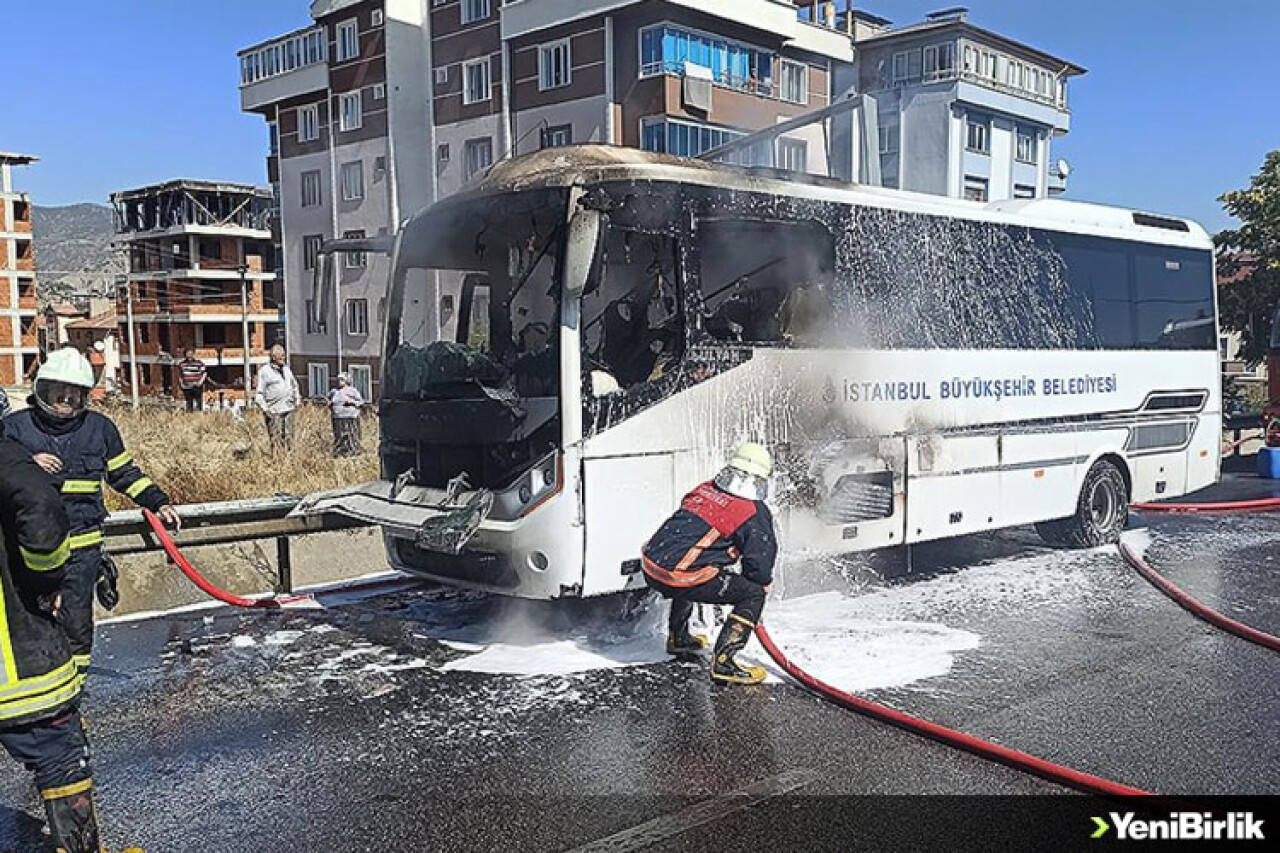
[[1119, 527, 1154, 559]]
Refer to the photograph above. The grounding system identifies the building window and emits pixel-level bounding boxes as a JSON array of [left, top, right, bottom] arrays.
[[349, 364, 372, 400], [345, 299, 370, 336], [464, 137, 493, 179], [437, 143, 451, 163], [298, 105, 320, 142], [777, 138, 807, 172], [1219, 335, 1231, 360], [966, 117, 989, 154], [963, 175, 989, 202], [539, 40, 572, 91], [463, 59, 491, 105], [301, 170, 322, 207], [923, 43, 956, 80], [541, 125, 573, 148], [1016, 128, 1037, 164], [336, 19, 359, 62], [878, 125, 899, 154], [308, 362, 331, 394], [268, 123, 279, 155], [981, 51, 998, 81], [340, 161, 364, 201], [343, 229, 367, 269], [371, 9, 384, 27], [305, 301, 327, 335], [339, 91, 363, 131], [1013, 184, 1037, 199], [303, 235, 324, 271], [372, 83, 386, 100], [892, 49, 922, 84], [639, 24, 775, 97], [639, 117, 765, 165], [462, 0, 490, 26], [780, 60, 808, 104]]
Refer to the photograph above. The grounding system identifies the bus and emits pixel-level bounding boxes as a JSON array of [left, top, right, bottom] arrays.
[[297, 145, 1220, 600]]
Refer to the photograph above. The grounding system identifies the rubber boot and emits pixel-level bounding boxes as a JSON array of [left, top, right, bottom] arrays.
[[710, 614, 766, 685], [96, 555, 120, 611], [666, 601, 707, 656], [42, 778, 100, 853]]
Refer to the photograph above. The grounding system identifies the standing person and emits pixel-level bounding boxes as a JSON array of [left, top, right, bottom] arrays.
[[3, 349, 181, 680], [176, 347, 208, 412], [641, 443, 777, 686], [254, 344, 300, 450], [0, 386, 10, 418], [328, 372, 364, 457]]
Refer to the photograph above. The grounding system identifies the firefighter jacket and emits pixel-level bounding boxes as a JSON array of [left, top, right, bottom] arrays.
[[642, 480, 777, 588], [0, 438, 77, 727], [3, 406, 170, 552]]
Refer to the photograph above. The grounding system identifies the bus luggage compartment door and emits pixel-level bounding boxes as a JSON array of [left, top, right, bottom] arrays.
[[581, 453, 675, 596], [905, 434, 1002, 543]]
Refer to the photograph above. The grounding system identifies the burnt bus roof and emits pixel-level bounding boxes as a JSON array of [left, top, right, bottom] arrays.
[[406, 145, 1211, 251]]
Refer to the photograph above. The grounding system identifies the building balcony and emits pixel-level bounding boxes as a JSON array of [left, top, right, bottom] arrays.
[[640, 59, 794, 102], [882, 68, 1069, 113], [239, 25, 329, 113], [502, 0, 853, 60]]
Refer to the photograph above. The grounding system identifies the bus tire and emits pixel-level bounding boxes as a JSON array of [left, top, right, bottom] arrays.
[[1035, 460, 1128, 548]]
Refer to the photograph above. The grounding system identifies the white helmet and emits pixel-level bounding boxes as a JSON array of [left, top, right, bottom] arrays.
[[34, 348, 95, 420]]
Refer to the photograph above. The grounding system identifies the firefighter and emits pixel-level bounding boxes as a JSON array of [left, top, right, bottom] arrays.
[[642, 443, 777, 685], [0, 436, 134, 852], [3, 349, 180, 678]]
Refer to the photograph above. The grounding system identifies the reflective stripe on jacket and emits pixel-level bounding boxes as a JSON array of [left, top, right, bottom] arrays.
[[641, 480, 777, 588]]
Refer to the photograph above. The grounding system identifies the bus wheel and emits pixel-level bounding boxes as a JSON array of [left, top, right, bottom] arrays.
[[1035, 460, 1128, 548]]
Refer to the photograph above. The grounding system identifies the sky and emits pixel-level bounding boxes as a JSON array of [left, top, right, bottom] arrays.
[[4, 0, 1277, 233]]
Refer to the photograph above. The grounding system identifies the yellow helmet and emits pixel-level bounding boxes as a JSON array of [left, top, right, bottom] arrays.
[[728, 443, 773, 479]]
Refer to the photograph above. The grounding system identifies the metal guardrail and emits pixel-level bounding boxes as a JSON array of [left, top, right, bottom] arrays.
[[102, 496, 371, 593]]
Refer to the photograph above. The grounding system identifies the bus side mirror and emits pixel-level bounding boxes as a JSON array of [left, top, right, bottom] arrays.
[[562, 210, 604, 299]]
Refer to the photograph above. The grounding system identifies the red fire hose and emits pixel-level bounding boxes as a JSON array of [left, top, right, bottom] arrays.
[[1131, 497, 1280, 513], [754, 625, 1150, 797], [1117, 539, 1280, 654], [144, 509, 318, 610]]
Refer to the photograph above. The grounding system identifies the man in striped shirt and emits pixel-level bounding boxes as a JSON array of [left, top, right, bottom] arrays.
[[177, 348, 208, 412]]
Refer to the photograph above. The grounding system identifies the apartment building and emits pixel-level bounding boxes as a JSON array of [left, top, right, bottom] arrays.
[[111, 180, 280, 401], [239, 1, 1082, 398], [0, 153, 40, 387], [840, 7, 1085, 199]]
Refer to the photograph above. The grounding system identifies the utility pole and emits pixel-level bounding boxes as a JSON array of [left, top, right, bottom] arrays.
[[238, 263, 252, 404], [122, 278, 140, 410]]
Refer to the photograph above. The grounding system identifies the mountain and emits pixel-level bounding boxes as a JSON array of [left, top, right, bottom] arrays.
[[31, 203, 125, 303]]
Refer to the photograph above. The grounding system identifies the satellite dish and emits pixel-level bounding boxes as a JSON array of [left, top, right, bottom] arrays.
[[1055, 159, 1072, 179]]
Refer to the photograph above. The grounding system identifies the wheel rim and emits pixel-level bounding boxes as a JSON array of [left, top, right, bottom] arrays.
[[1089, 478, 1117, 529]]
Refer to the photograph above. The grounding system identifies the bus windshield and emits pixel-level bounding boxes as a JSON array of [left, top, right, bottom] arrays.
[[384, 188, 567, 402]]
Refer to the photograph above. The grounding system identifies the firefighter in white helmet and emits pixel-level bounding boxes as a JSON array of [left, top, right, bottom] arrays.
[[641, 443, 778, 685], [3, 348, 181, 678]]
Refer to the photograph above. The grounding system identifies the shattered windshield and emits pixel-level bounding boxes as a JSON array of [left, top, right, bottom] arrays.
[[385, 189, 566, 400]]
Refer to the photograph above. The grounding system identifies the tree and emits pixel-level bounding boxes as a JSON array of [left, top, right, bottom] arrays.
[[1216, 149, 1280, 363]]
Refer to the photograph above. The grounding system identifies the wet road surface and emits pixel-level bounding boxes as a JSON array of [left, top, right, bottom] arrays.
[[3, 474, 1280, 851]]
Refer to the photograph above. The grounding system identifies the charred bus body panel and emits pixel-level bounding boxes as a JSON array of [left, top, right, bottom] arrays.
[[297, 146, 1220, 599]]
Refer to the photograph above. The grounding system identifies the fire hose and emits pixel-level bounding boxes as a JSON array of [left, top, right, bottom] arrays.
[[754, 624, 1150, 797], [143, 509, 319, 610], [1117, 538, 1280, 654], [1130, 497, 1280, 513]]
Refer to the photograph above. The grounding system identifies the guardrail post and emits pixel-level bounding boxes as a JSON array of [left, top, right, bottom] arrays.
[[276, 535, 293, 593]]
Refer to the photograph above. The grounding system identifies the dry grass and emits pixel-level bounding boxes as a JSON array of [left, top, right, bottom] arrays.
[[101, 401, 380, 508]]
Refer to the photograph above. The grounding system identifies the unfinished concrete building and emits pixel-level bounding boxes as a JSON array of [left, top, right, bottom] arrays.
[[0, 153, 40, 387], [111, 180, 282, 401]]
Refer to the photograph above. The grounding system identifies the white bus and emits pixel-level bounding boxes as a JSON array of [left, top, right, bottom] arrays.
[[299, 146, 1220, 599]]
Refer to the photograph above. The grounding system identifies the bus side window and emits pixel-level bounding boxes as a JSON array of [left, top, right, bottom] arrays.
[[696, 219, 834, 347], [583, 229, 683, 396]]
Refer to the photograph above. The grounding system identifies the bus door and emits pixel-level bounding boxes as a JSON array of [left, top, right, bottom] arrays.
[[580, 451, 675, 596]]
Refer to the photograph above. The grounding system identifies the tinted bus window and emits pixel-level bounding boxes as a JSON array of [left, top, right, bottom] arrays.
[[1133, 248, 1215, 349], [1051, 237, 1133, 349]]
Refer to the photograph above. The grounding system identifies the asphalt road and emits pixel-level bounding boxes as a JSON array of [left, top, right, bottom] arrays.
[[3, 473, 1280, 852]]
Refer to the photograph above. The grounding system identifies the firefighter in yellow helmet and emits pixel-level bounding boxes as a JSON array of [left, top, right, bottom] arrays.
[[641, 443, 777, 685]]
